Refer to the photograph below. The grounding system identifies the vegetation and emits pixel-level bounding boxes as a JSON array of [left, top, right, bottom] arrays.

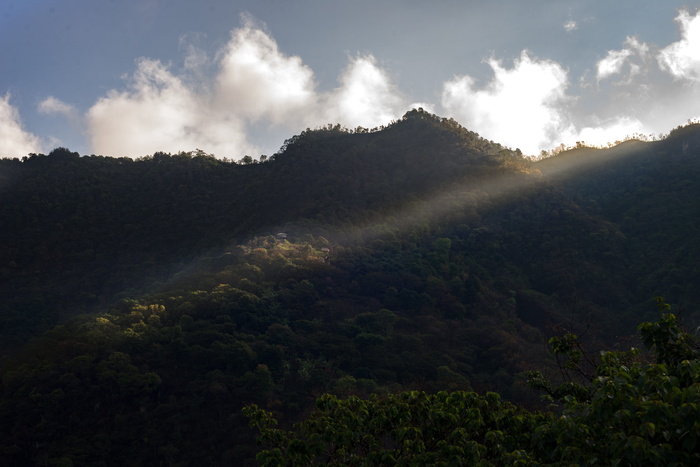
[[246, 302, 700, 465], [0, 110, 699, 464]]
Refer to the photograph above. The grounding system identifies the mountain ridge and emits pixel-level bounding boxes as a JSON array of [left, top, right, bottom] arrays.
[[1, 111, 699, 464]]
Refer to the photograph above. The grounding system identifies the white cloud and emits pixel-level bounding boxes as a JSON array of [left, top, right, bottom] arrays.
[[564, 20, 578, 32], [215, 22, 405, 130], [658, 9, 700, 82], [0, 94, 42, 158], [577, 12, 700, 148], [574, 116, 647, 147], [85, 18, 408, 158], [408, 102, 435, 114], [596, 37, 650, 82], [441, 51, 571, 155], [215, 20, 317, 125], [179, 33, 211, 84], [87, 58, 256, 158], [79, 10, 700, 160], [37, 96, 83, 150], [38, 96, 77, 118], [322, 55, 403, 128], [597, 49, 633, 80]]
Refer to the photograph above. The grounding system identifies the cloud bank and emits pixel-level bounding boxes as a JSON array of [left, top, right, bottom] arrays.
[[85, 19, 408, 158], [439, 8, 700, 155], [0, 94, 42, 158], [87, 57, 256, 158], [596, 37, 650, 83], [589, 9, 700, 141], [442, 51, 571, 154], [6, 9, 700, 159], [658, 9, 700, 82]]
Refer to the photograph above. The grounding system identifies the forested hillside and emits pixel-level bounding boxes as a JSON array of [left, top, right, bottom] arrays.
[[1, 109, 699, 465], [535, 124, 700, 316]]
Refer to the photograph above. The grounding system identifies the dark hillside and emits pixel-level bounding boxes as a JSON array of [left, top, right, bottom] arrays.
[[1, 112, 700, 465], [535, 123, 700, 323], [0, 110, 529, 350], [245, 109, 524, 229]]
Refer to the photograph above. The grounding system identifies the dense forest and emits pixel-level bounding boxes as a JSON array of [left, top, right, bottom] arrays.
[[1, 109, 699, 465]]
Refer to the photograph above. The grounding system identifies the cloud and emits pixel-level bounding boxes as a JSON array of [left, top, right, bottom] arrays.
[[88, 18, 673, 159], [38, 96, 77, 118], [583, 12, 700, 144], [408, 102, 436, 114], [0, 94, 42, 158], [441, 51, 571, 155], [86, 18, 408, 158], [597, 48, 633, 81], [179, 33, 211, 78], [596, 37, 650, 82], [215, 19, 317, 125], [564, 20, 578, 32], [658, 9, 700, 82], [79, 10, 700, 160], [574, 116, 647, 147], [322, 55, 403, 128], [215, 22, 405, 130], [87, 58, 256, 158]]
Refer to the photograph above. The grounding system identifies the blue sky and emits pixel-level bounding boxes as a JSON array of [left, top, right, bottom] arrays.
[[2, 0, 700, 158]]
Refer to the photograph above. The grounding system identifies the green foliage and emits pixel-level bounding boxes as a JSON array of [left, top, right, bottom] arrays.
[[0, 231, 546, 465], [639, 298, 698, 365], [246, 305, 700, 465], [245, 391, 545, 466], [541, 303, 700, 465], [525, 331, 598, 403]]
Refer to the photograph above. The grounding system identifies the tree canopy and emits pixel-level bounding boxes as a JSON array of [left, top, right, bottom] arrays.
[[246, 303, 700, 465]]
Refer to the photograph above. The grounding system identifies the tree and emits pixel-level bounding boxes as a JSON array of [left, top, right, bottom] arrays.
[[244, 391, 544, 465], [245, 302, 700, 465], [536, 300, 700, 465]]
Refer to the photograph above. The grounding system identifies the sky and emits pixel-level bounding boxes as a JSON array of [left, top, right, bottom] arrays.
[[1, 0, 700, 159]]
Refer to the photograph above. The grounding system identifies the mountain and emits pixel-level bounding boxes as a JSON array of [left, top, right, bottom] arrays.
[[0, 110, 698, 465], [0, 110, 526, 350], [534, 124, 700, 321]]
